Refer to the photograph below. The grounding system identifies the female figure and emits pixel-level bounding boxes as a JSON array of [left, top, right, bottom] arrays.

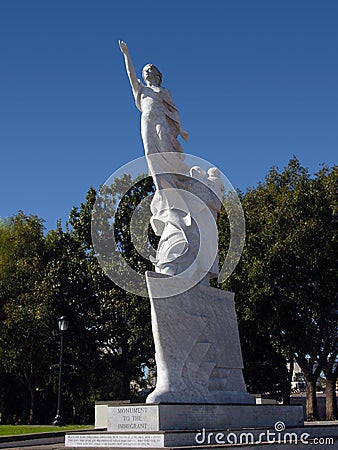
[[120, 41, 220, 281], [119, 41, 189, 185]]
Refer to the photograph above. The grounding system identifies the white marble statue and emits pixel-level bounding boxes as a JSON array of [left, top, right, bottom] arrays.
[[118, 42, 254, 406], [119, 41, 222, 284]]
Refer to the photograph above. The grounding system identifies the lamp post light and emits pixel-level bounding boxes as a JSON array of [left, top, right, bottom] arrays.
[[52, 316, 69, 426]]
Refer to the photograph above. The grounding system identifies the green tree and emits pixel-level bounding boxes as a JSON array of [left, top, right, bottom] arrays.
[[0, 176, 156, 423], [217, 194, 290, 400], [0, 213, 53, 423], [68, 176, 155, 400], [44, 222, 103, 423], [219, 159, 337, 420], [0, 212, 102, 424]]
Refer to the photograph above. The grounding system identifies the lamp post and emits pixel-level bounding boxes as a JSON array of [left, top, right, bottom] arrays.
[[52, 316, 69, 426]]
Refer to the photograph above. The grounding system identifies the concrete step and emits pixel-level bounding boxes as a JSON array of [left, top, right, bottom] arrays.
[[65, 423, 338, 448]]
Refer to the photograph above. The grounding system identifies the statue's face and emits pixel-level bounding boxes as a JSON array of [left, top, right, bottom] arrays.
[[142, 64, 161, 86]]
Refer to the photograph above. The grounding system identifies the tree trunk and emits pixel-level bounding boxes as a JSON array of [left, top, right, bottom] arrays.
[[325, 376, 337, 420], [72, 404, 77, 424], [305, 378, 319, 421], [120, 370, 131, 400], [323, 355, 338, 421], [283, 358, 294, 405], [0, 398, 6, 424], [28, 386, 36, 425], [23, 365, 39, 424], [296, 356, 322, 421]]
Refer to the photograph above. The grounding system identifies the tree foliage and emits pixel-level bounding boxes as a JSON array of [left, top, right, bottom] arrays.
[[219, 158, 337, 418], [0, 160, 336, 423], [0, 176, 156, 424], [69, 177, 155, 399], [0, 213, 53, 423]]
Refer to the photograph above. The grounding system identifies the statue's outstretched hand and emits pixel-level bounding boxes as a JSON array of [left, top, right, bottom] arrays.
[[119, 40, 129, 55]]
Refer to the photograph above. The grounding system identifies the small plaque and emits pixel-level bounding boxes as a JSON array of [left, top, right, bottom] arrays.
[[65, 433, 164, 448], [108, 405, 158, 431]]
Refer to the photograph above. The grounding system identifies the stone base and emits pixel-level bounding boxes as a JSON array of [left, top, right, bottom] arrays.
[[66, 402, 311, 448], [66, 422, 338, 448], [107, 403, 304, 432]]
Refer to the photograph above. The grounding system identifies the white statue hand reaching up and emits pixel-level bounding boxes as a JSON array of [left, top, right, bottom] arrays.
[[119, 40, 129, 55]]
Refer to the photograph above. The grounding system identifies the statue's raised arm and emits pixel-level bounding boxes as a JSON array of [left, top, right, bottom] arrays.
[[119, 40, 140, 100]]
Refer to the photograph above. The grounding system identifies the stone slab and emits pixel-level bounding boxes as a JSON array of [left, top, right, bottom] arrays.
[[65, 423, 337, 448], [95, 401, 131, 429], [107, 403, 304, 432], [108, 405, 158, 431], [65, 433, 164, 448]]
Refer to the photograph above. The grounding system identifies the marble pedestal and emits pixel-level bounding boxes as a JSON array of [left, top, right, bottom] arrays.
[[66, 403, 305, 448], [145, 272, 254, 404], [107, 403, 304, 431]]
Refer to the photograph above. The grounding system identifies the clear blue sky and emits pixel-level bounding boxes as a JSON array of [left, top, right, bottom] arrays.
[[1, 0, 337, 230]]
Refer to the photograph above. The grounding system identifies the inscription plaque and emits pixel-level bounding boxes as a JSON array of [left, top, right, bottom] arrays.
[[108, 404, 158, 431], [107, 403, 303, 431], [65, 433, 164, 448]]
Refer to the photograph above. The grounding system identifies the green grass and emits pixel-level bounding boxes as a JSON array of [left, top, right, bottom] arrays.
[[0, 425, 92, 436]]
